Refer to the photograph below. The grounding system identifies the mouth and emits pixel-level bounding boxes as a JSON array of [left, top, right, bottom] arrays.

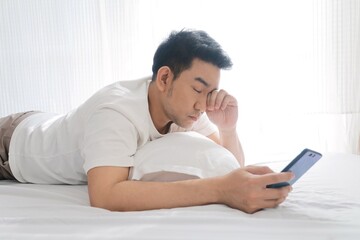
[[189, 115, 200, 122]]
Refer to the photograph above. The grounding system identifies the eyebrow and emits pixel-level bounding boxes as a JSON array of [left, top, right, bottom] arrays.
[[194, 77, 209, 87], [194, 77, 218, 92]]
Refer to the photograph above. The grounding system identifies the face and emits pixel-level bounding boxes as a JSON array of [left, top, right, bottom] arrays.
[[162, 58, 220, 129]]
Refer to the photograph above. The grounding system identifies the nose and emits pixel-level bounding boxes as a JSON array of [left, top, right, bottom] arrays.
[[194, 96, 207, 113]]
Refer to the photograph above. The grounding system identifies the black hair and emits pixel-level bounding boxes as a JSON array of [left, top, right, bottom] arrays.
[[151, 29, 233, 81]]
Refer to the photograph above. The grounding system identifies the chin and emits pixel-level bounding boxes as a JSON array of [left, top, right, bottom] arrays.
[[171, 116, 197, 130], [178, 121, 195, 130]]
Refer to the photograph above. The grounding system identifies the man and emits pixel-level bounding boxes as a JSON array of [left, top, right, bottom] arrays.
[[0, 30, 292, 214]]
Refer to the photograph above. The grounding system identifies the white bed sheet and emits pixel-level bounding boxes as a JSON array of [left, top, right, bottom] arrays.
[[0, 152, 359, 240]]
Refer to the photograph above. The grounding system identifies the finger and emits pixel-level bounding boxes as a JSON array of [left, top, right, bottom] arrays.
[[276, 197, 287, 205], [261, 191, 290, 209], [260, 199, 281, 209], [207, 90, 228, 111], [263, 186, 292, 200], [245, 165, 275, 175], [245, 187, 291, 212], [258, 172, 294, 186], [220, 94, 237, 110], [214, 90, 228, 110], [261, 198, 286, 209], [207, 90, 218, 111]]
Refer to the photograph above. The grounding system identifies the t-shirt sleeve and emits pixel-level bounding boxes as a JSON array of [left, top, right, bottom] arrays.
[[192, 113, 217, 136], [81, 108, 138, 173]]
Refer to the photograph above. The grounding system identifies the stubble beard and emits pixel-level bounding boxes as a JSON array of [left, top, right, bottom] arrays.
[[165, 83, 195, 129]]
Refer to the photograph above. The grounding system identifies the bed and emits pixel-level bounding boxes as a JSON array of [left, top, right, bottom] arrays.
[[1, 150, 360, 239]]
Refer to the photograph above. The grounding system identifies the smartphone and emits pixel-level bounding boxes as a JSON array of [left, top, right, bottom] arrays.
[[266, 148, 322, 188]]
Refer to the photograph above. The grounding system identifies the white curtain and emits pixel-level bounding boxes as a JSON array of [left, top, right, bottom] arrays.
[[0, 0, 359, 163], [312, 0, 360, 155]]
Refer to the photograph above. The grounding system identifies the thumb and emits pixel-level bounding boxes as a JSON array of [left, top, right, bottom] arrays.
[[245, 165, 275, 175]]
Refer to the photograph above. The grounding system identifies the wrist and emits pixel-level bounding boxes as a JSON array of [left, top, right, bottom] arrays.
[[218, 127, 237, 137], [210, 176, 226, 204]]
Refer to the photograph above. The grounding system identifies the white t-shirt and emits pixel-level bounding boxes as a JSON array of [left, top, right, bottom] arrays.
[[9, 77, 217, 184]]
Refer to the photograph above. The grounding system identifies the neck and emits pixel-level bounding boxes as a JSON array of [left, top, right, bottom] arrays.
[[148, 82, 172, 134]]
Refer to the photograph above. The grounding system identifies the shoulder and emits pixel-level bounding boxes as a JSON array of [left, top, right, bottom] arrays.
[[105, 77, 151, 96], [80, 77, 151, 125]]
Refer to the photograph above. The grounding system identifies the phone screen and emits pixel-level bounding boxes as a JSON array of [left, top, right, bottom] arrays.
[[267, 148, 322, 188]]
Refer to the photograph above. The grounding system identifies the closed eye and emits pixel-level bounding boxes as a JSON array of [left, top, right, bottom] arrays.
[[193, 87, 202, 94]]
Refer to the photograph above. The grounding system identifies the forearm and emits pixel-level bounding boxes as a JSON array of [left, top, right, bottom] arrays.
[[219, 128, 245, 167], [93, 177, 222, 211], [88, 166, 293, 213]]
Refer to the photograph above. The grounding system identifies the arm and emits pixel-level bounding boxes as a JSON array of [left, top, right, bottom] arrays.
[[206, 89, 245, 167], [207, 130, 245, 167], [87, 165, 293, 213]]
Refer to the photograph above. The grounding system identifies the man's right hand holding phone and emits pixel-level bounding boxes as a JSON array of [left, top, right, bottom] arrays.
[[216, 166, 294, 214]]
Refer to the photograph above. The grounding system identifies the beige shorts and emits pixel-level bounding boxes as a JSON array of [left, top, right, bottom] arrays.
[[0, 111, 40, 180]]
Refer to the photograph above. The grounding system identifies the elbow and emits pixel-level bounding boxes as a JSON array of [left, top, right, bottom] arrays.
[[89, 196, 108, 210], [88, 191, 129, 212], [89, 194, 111, 210]]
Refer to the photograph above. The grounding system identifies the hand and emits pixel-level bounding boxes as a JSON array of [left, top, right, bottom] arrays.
[[217, 166, 293, 214], [206, 89, 238, 132]]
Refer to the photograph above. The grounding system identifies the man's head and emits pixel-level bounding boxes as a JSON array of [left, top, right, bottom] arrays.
[[151, 29, 232, 81], [149, 30, 233, 132]]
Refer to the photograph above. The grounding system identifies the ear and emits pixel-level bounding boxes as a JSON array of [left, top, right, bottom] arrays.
[[155, 66, 173, 92]]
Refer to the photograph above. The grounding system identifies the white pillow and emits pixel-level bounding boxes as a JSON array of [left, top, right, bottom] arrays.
[[128, 131, 240, 182]]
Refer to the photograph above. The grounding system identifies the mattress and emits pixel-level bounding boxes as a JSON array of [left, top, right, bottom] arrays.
[[0, 152, 359, 239]]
